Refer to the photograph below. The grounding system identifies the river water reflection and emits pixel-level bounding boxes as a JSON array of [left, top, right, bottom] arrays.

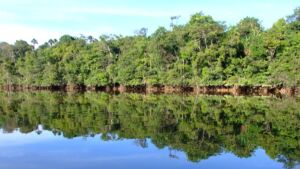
[[0, 92, 299, 169]]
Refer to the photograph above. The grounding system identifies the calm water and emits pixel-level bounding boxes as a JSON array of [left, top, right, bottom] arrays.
[[0, 92, 299, 169]]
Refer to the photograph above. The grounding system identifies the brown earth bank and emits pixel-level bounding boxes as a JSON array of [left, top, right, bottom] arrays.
[[1, 84, 299, 96]]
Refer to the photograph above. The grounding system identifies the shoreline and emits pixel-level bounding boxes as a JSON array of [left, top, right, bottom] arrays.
[[1, 85, 299, 96]]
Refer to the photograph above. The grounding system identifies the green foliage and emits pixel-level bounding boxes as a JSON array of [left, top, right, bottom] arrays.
[[1, 8, 300, 87], [13, 40, 33, 60], [236, 17, 262, 38]]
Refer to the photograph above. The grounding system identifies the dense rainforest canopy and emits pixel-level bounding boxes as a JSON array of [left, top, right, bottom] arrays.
[[0, 8, 300, 87], [0, 92, 299, 168]]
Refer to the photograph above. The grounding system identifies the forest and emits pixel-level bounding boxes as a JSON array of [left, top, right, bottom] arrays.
[[0, 8, 300, 89], [0, 92, 299, 168]]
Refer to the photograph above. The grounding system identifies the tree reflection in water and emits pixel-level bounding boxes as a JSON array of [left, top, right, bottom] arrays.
[[0, 92, 299, 168]]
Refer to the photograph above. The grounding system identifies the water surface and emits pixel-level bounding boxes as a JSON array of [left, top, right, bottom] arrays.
[[0, 92, 299, 169]]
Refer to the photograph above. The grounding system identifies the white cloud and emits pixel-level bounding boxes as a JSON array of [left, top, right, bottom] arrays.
[[0, 130, 57, 147], [0, 11, 17, 20], [66, 7, 191, 18], [0, 23, 116, 44], [0, 24, 61, 44]]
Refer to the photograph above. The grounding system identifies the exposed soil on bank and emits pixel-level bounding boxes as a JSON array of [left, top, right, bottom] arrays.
[[1, 84, 299, 96]]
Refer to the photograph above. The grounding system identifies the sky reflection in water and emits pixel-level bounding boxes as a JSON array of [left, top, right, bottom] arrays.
[[0, 130, 286, 169]]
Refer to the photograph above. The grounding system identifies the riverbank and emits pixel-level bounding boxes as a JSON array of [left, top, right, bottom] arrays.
[[1, 84, 299, 96]]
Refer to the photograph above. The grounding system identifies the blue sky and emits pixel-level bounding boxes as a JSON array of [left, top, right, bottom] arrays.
[[0, 0, 299, 44]]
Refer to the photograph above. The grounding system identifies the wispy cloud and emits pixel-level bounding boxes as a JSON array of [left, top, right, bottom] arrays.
[[66, 7, 191, 18], [0, 24, 61, 44], [0, 130, 57, 147], [0, 23, 116, 44], [0, 11, 17, 20]]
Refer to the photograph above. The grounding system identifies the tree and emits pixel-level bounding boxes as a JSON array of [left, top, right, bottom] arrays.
[[187, 12, 225, 50], [236, 17, 263, 38], [48, 39, 55, 46], [31, 38, 38, 49], [263, 19, 287, 60], [13, 40, 32, 60], [287, 7, 300, 22], [170, 15, 181, 28], [134, 27, 148, 37], [59, 35, 76, 44]]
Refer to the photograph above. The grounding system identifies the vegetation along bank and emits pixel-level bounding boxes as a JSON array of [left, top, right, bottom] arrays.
[[1, 8, 300, 95]]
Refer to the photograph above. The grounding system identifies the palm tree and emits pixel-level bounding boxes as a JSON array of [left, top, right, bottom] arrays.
[[31, 38, 38, 49], [48, 39, 54, 46]]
